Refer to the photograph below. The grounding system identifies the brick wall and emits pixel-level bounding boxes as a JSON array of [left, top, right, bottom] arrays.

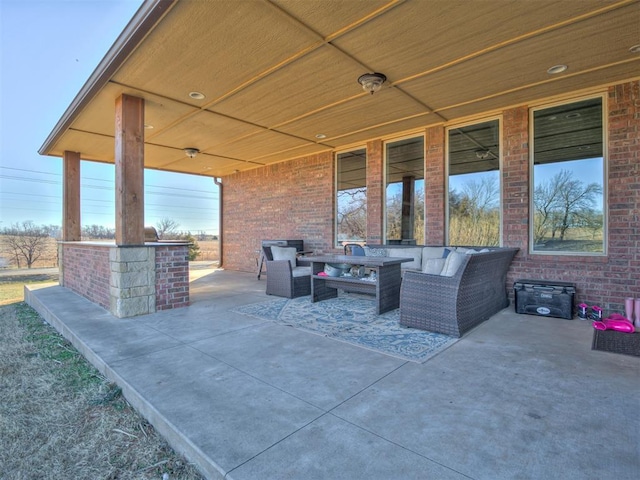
[[223, 151, 336, 272], [223, 80, 639, 313], [366, 140, 384, 244], [61, 243, 110, 309], [155, 245, 189, 310], [425, 126, 446, 245]]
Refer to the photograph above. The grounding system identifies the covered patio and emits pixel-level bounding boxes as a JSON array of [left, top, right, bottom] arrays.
[[29, 1, 640, 476], [37, 0, 640, 317], [25, 270, 639, 479]]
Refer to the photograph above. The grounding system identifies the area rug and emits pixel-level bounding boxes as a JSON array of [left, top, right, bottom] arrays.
[[232, 293, 458, 363]]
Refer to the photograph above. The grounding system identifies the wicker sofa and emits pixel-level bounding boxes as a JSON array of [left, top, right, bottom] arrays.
[[397, 247, 519, 337]]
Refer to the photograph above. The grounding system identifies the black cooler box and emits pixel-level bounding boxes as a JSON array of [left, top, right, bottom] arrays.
[[514, 279, 576, 320]]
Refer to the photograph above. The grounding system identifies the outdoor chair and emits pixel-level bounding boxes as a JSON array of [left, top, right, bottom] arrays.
[[265, 246, 311, 298], [344, 243, 365, 256]]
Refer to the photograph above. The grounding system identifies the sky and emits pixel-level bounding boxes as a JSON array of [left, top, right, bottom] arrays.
[[0, 0, 220, 235]]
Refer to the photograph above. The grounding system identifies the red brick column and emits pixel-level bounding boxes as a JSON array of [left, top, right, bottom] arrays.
[[502, 106, 530, 252], [155, 245, 189, 310], [366, 140, 384, 245], [425, 126, 445, 245]]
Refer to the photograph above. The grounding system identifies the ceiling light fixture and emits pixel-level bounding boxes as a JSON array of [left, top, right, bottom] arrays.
[[184, 148, 200, 158], [189, 91, 205, 100], [315, 133, 327, 139], [357, 72, 387, 94], [547, 64, 568, 75], [630, 44, 640, 54], [475, 149, 490, 160]]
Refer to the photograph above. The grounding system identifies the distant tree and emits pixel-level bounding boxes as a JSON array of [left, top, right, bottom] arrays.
[[337, 188, 367, 242], [1, 221, 52, 268], [156, 218, 180, 239], [82, 224, 115, 240], [534, 169, 602, 242], [449, 176, 500, 246], [181, 233, 200, 261]]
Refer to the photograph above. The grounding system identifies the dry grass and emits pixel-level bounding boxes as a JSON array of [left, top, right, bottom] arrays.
[[0, 299, 204, 480]]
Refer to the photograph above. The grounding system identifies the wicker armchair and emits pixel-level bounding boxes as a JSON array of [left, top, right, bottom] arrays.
[[399, 248, 518, 337], [265, 246, 311, 298]]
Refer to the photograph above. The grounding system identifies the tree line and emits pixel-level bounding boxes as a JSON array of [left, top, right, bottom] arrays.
[[337, 168, 601, 249], [0, 218, 214, 269]]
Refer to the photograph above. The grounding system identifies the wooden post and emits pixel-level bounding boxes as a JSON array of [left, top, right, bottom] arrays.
[[401, 175, 415, 241], [114, 94, 145, 245], [62, 150, 81, 241]]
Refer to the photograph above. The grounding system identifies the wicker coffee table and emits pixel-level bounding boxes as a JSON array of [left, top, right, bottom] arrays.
[[307, 255, 411, 314]]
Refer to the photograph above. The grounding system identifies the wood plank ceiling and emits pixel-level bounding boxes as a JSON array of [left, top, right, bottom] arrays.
[[40, 0, 640, 178]]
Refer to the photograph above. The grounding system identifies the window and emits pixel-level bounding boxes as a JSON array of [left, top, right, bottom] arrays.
[[385, 137, 425, 244], [531, 97, 605, 254], [447, 119, 501, 246], [336, 148, 367, 246]]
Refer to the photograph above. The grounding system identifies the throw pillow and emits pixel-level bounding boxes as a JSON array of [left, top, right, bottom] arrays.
[[271, 246, 297, 269], [440, 251, 467, 276], [422, 257, 446, 275], [364, 247, 387, 257]]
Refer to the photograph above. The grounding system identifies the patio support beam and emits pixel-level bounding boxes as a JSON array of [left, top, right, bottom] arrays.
[[62, 150, 81, 241], [114, 94, 145, 246]]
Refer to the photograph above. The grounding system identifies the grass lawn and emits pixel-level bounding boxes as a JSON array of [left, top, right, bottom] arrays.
[[0, 279, 204, 479]]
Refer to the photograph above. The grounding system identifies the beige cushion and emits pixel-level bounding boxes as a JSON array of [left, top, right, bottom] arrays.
[[441, 251, 467, 276], [422, 246, 445, 259], [292, 266, 311, 277], [386, 247, 422, 270], [271, 246, 297, 269], [422, 257, 446, 275], [421, 247, 445, 270]]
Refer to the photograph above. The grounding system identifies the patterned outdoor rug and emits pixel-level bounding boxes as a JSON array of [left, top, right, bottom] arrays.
[[232, 293, 458, 363]]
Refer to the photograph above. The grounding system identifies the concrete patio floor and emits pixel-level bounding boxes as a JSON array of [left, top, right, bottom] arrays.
[[25, 267, 639, 480]]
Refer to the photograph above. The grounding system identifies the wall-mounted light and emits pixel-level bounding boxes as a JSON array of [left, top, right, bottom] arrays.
[[184, 148, 200, 158], [357, 72, 387, 94]]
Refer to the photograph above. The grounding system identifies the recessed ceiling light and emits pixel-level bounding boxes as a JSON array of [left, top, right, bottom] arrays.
[[189, 91, 205, 100], [630, 44, 640, 54], [547, 64, 568, 74], [315, 133, 327, 139], [565, 112, 581, 119]]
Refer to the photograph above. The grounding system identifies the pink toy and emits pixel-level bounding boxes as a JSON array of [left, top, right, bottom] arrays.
[[593, 314, 635, 333]]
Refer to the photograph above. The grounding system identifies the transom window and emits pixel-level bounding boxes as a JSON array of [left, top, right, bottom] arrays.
[[447, 119, 501, 247], [531, 97, 605, 254]]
